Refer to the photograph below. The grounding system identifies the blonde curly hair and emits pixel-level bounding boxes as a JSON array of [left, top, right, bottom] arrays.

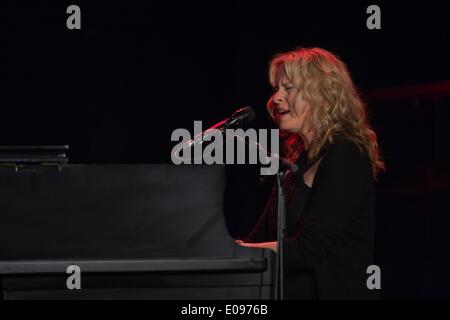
[[267, 47, 385, 179]]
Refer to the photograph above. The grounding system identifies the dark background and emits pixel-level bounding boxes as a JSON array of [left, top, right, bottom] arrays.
[[2, 1, 450, 298]]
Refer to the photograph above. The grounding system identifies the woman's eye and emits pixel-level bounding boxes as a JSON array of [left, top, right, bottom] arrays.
[[273, 87, 279, 92]]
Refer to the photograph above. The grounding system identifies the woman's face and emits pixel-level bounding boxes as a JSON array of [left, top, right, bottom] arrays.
[[271, 69, 311, 135]]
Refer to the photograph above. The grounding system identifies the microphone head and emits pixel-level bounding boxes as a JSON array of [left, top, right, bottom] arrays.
[[243, 106, 256, 123], [231, 106, 256, 126]]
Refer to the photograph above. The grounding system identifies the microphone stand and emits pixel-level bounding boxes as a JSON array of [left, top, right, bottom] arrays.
[[251, 142, 296, 301], [274, 171, 286, 300], [273, 159, 296, 301]]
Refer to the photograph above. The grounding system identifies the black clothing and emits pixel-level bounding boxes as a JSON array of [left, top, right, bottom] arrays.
[[245, 136, 378, 299]]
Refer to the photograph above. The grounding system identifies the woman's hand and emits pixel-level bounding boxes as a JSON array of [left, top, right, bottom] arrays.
[[234, 240, 278, 253]]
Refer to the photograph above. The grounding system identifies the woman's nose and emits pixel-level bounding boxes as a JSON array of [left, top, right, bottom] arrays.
[[273, 92, 284, 104]]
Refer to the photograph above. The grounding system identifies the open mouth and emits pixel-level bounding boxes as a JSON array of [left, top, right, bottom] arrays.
[[276, 109, 290, 115]]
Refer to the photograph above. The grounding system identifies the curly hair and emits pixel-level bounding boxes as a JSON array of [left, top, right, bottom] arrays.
[[267, 47, 385, 179]]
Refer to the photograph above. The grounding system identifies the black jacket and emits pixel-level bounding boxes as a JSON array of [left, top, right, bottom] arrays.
[[245, 136, 379, 299]]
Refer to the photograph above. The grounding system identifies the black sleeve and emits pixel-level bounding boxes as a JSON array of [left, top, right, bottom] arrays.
[[284, 140, 372, 271]]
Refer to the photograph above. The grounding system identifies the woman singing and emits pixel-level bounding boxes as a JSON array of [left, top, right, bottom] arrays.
[[235, 47, 385, 299]]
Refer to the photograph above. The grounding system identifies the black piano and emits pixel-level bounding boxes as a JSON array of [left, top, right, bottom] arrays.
[[0, 161, 274, 300]]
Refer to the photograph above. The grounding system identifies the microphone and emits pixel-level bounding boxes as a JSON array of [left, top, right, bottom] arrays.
[[227, 106, 256, 127], [187, 106, 256, 146], [172, 105, 297, 174]]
